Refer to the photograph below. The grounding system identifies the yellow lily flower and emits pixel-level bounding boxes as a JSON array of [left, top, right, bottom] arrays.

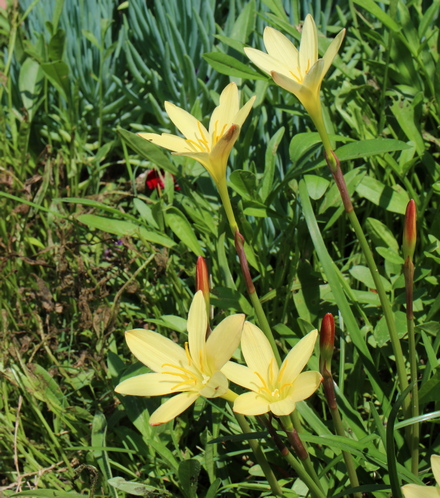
[[115, 291, 245, 426], [402, 455, 440, 498], [222, 323, 322, 417], [244, 15, 345, 151], [138, 82, 255, 187]]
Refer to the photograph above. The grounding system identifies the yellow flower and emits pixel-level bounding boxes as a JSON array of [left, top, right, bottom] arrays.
[[115, 291, 245, 426], [222, 323, 322, 416], [138, 82, 255, 187], [244, 15, 344, 146], [402, 455, 440, 498]]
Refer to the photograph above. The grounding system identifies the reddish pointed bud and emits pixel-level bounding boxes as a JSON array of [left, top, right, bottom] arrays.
[[319, 313, 335, 376], [403, 199, 416, 262], [196, 256, 210, 319]]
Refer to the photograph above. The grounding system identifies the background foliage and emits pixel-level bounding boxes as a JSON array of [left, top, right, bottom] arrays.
[[1, 0, 439, 496]]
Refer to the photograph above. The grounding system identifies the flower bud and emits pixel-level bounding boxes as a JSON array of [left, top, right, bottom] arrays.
[[196, 256, 210, 320], [403, 199, 416, 262], [319, 313, 335, 376]]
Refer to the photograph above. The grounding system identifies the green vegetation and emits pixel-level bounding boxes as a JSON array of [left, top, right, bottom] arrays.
[[1, 0, 439, 496]]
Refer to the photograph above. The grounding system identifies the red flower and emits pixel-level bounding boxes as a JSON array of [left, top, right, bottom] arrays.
[[145, 169, 180, 191]]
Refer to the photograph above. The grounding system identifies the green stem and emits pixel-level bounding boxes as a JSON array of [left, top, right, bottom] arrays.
[[322, 376, 361, 498], [404, 259, 419, 475], [247, 289, 282, 366], [232, 409, 284, 496], [260, 416, 325, 498], [282, 414, 325, 494], [346, 207, 409, 404]]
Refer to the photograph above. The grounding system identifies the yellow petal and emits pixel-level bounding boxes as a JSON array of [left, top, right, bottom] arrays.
[[401, 484, 440, 498], [241, 322, 279, 382], [149, 391, 200, 426], [187, 291, 208, 370], [208, 124, 240, 183], [288, 370, 322, 402], [271, 70, 303, 98], [124, 328, 187, 373], [221, 360, 260, 391], [165, 101, 210, 145], [233, 95, 257, 127], [209, 82, 239, 136], [432, 455, 440, 485], [280, 329, 318, 382], [303, 58, 326, 95], [263, 26, 299, 69], [138, 132, 192, 153], [206, 313, 245, 371], [300, 14, 318, 74], [269, 397, 297, 417], [198, 370, 229, 398], [233, 391, 271, 416], [321, 28, 346, 78], [115, 372, 180, 396], [244, 47, 291, 78]]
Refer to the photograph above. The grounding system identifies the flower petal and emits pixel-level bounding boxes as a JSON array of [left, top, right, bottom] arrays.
[[221, 361, 261, 391], [206, 313, 245, 370], [263, 26, 299, 69], [432, 454, 440, 485], [269, 397, 297, 417], [124, 328, 187, 373], [241, 322, 279, 383], [187, 291, 208, 370], [233, 391, 271, 416], [321, 28, 345, 78], [302, 58, 326, 95], [209, 82, 239, 136], [138, 132, 191, 153], [199, 370, 229, 398], [233, 95, 256, 127], [279, 330, 318, 382], [271, 70, 303, 98], [165, 101, 210, 145], [401, 484, 440, 498], [208, 124, 240, 183], [287, 370, 322, 402], [244, 47, 292, 79], [300, 14, 318, 74], [149, 391, 200, 426], [115, 372, 181, 396]]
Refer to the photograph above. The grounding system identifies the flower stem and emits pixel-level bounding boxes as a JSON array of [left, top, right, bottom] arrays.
[[231, 409, 284, 496], [260, 416, 326, 498], [280, 414, 325, 495], [234, 230, 282, 366], [404, 257, 419, 475], [322, 151, 410, 413], [216, 177, 238, 233], [322, 375, 362, 498]]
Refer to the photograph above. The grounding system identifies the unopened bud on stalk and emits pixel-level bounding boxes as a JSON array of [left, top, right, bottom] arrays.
[[319, 313, 335, 376], [403, 199, 416, 262], [196, 256, 210, 322]]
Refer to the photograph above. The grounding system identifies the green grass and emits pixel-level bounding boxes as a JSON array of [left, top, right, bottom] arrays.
[[1, 0, 439, 496]]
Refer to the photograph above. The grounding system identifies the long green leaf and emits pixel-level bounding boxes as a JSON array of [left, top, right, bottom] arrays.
[[78, 214, 176, 248]]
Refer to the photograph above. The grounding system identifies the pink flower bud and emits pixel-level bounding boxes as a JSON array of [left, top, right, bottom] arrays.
[[196, 256, 210, 319], [403, 199, 416, 262], [319, 313, 335, 376]]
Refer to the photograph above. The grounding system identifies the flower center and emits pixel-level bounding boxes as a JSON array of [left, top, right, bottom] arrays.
[[212, 120, 228, 146], [161, 342, 208, 392], [254, 358, 293, 401], [289, 59, 311, 83], [185, 122, 210, 153]]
